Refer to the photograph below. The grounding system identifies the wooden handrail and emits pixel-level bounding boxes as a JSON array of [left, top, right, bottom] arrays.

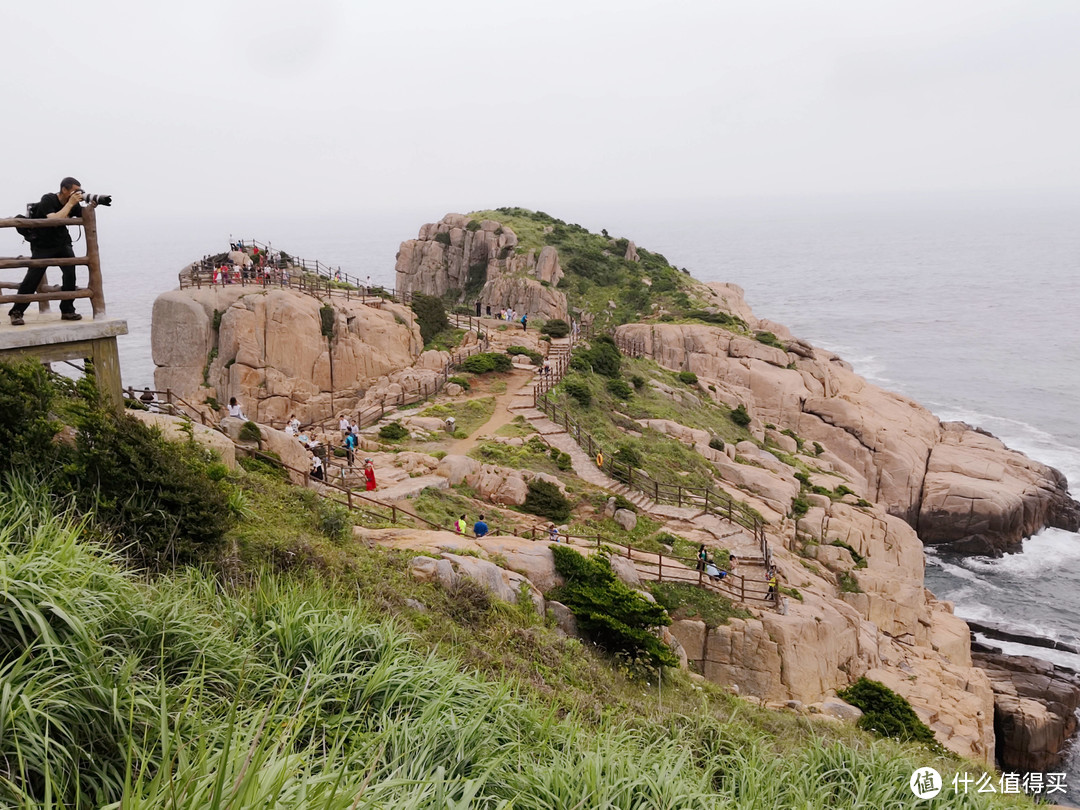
[[0, 217, 84, 229]]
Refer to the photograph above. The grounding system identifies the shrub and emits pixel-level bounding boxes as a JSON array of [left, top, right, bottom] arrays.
[[540, 319, 570, 338], [506, 345, 543, 366], [0, 359, 62, 475], [465, 219, 482, 232], [612, 493, 637, 513], [458, 352, 513, 374], [238, 450, 289, 481], [613, 443, 641, 467], [677, 371, 698, 385], [447, 375, 471, 391], [583, 336, 621, 378], [630, 374, 646, 390], [238, 420, 262, 442], [522, 479, 572, 522], [319, 304, 335, 339], [68, 406, 234, 566], [730, 403, 752, 427], [813, 441, 825, 456], [755, 331, 785, 349], [837, 571, 862, 593], [378, 422, 409, 441], [790, 496, 810, 518], [549, 546, 676, 668], [837, 678, 942, 751], [606, 378, 632, 399], [316, 500, 353, 544], [211, 308, 223, 331], [434, 231, 452, 246], [709, 436, 725, 452], [563, 377, 592, 407], [555, 451, 572, 471], [410, 293, 450, 345]]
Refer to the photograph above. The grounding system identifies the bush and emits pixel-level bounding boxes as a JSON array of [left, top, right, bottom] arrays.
[[540, 319, 570, 338], [522, 479, 572, 523], [68, 406, 234, 566], [582, 336, 621, 378], [677, 371, 698, 385], [708, 436, 725, 452], [613, 443, 641, 467], [316, 500, 353, 544], [319, 304, 335, 339], [549, 546, 676, 668], [447, 375, 471, 391], [410, 293, 450, 345], [378, 422, 409, 441], [790, 496, 810, 518], [606, 378, 632, 399], [630, 374, 646, 390], [434, 231, 452, 246], [755, 331, 784, 349], [506, 345, 543, 366], [238, 420, 262, 442], [837, 571, 862, 593], [730, 403, 752, 427], [0, 359, 62, 475], [612, 493, 637, 513], [458, 352, 513, 374], [563, 377, 592, 407], [837, 678, 942, 751]]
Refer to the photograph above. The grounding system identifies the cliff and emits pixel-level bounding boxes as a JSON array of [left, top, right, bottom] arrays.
[[152, 286, 428, 423]]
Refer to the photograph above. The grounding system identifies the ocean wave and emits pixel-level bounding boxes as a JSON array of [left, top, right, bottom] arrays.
[[960, 529, 1080, 578], [925, 551, 1003, 591]]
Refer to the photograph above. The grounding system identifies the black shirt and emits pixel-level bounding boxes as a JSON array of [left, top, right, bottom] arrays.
[[33, 193, 82, 249]]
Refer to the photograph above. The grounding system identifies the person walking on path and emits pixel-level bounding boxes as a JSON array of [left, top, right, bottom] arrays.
[[475, 300, 482, 317], [520, 313, 528, 331], [343, 431, 357, 467], [364, 458, 377, 491], [455, 514, 468, 535], [473, 514, 489, 538]]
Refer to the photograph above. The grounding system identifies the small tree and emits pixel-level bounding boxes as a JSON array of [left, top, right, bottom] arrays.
[[410, 293, 450, 345], [522, 479, 571, 522], [540, 319, 570, 338]]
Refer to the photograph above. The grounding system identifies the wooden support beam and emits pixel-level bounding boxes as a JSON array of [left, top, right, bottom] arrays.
[[0, 289, 94, 304], [0, 256, 86, 270], [0, 217, 84, 229]]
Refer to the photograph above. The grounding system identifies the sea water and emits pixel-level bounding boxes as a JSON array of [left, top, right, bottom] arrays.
[[6, 192, 1079, 797]]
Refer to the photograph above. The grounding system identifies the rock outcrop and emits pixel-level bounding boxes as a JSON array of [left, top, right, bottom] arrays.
[[152, 287, 422, 424], [973, 648, 1080, 772], [395, 214, 568, 320], [616, 291, 1080, 555]]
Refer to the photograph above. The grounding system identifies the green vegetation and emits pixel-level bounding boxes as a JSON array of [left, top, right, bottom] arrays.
[[709, 436, 725, 452], [410, 292, 449, 345], [649, 582, 752, 628], [838, 571, 862, 593], [434, 230, 451, 245], [563, 375, 592, 407], [420, 397, 495, 437], [495, 414, 537, 438], [838, 678, 944, 753], [506, 345, 543, 365], [606, 378, 632, 399], [469, 438, 563, 477], [731, 403, 752, 427], [425, 327, 465, 352], [458, 352, 513, 374], [522, 478, 572, 522], [539, 318, 569, 338], [574, 335, 622, 378], [677, 370, 699, 385], [378, 421, 409, 441], [446, 374, 471, 391], [239, 420, 263, 442], [319, 303, 335, 339], [755, 330, 784, 349], [550, 546, 676, 668]]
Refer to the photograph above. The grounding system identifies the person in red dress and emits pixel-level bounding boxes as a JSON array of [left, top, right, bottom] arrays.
[[364, 458, 377, 491]]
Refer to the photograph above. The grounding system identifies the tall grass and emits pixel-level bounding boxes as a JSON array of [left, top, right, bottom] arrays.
[[0, 476, 1034, 809]]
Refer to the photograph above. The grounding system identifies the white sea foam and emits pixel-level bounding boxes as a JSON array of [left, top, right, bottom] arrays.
[[961, 529, 1080, 579], [971, 633, 1080, 671]]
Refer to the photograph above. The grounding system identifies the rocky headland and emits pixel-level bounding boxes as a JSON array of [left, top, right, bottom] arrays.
[[150, 208, 1080, 771]]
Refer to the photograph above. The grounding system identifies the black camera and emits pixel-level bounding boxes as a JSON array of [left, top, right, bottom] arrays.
[[79, 193, 112, 206]]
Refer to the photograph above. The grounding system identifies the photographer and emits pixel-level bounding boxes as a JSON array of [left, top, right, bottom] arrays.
[[9, 177, 96, 326]]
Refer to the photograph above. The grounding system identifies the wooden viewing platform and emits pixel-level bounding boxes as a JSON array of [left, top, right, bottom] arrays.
[[0, 207, 127, 409]]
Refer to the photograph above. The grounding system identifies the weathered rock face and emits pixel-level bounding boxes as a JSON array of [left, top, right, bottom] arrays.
[[973, 649, 1080, 772], [395, 214, 569, 320], [616, 306, 1079, 555], [152, 287, 423, 424]]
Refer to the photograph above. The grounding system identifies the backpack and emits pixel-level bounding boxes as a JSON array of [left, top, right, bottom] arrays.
[[14, 202, 39, 243]]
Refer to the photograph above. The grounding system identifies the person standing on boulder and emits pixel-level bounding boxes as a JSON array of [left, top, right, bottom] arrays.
[[520, 313, 528, 331], [363, 458, 377, 491]]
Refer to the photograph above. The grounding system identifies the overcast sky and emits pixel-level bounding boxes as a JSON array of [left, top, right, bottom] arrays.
[[3, 0, 1079, 217]]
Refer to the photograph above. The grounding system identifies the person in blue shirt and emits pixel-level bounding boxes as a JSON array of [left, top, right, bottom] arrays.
[[343, 432, 357, 466], [473, 514, 489, 537]]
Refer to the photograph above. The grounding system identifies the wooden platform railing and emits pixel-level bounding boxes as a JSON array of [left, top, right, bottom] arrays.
[[0, 208, 107, 318]]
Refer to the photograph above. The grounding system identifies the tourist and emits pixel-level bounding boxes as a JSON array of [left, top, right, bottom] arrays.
[[542, 361, 551, 377], [485, 304, 491, 316], [473, 514, 489, 538], [310, 452, 324, 481], [445, 416, 456, 435], [139, 387, 156, 406], [228, 397, 246, 419], [728, 554, 738, 576], [455, 513, 468, 534], [767, 567, 779, 601], [364, 458, 377, 491], [9, 177, 96, 326], [343, 431, 357, 466], [706, 559, 726, 581], [697, 544, 708, 573], [339, 414, 351, 439], [475, 300, 482, 317], [365, 274, 372, 293], [549, 523, 560, 544], [520, 313, 528, 331], [287, 414, 300, 433]]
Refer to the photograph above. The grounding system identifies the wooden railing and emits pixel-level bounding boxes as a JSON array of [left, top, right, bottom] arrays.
[[613, 333, 645, 358], [0, 207, 107, 318], [534, 390, 770, 565]]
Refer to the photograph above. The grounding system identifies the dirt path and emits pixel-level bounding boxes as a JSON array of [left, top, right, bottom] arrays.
[[449, 369, 535, 455]]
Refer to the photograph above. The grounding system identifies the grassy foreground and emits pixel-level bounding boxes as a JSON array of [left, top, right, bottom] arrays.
[[0, 469, 1036, 809]]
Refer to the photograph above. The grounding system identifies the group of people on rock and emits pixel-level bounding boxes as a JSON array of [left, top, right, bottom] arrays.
[[697, 545, 738, 582], [206, 242, 291, 286], [473, 301, 528, 330]]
